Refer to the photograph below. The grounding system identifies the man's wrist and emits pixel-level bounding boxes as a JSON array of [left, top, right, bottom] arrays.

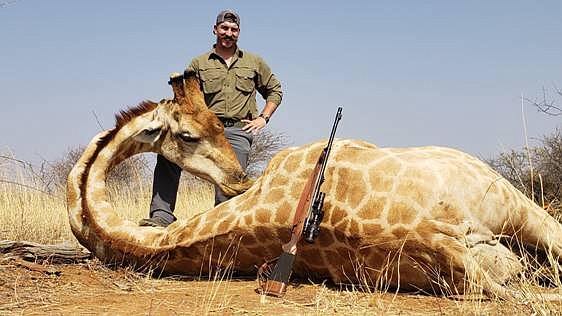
[[259, 113, 270, 124]]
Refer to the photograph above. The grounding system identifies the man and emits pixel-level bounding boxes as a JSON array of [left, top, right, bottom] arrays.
[[139, 9, 283, 227]]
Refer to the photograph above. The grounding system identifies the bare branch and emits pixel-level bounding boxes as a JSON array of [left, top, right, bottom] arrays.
[[92, 110, 106, 130], [525, 85, 562, 116], [0, 154, 61, 193], [0, 1, 19, 8], [0, 179, 54, 196], [0, 154, 34, 168]]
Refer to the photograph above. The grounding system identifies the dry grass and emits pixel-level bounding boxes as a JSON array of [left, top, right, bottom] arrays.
[[1, 257, 557, 315], [0, 152, 214, 245], [0, 153, 70, 244]]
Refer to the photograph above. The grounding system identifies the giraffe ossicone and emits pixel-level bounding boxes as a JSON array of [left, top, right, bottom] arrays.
[[67, 80, 562, 300]]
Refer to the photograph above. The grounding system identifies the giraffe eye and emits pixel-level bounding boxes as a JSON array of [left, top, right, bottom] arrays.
[[178, 132, 200, 143], [145, 128, 160, 135]]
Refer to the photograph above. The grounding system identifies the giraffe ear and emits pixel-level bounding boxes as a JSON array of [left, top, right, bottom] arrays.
[[134, 122, 164, 144]]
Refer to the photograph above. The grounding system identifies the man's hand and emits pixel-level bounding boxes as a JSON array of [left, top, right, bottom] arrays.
[[241, 117, 267, 135]]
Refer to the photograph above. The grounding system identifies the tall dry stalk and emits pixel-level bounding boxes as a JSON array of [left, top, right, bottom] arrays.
[[522, 93, 536, 203]]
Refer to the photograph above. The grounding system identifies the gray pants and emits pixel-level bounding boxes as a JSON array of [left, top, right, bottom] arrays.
[[149, 127, 253, 224]]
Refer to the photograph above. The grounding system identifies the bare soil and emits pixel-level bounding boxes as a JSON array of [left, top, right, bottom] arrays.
[[0, 257, 560, 315]]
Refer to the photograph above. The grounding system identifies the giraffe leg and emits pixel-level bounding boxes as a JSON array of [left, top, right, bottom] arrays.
[[464, 234, 562, 301], [420, 222, 557, 300], [465, 242, 521, 295], [428, 237, 521, 300], [463, 222, 562, 301], [463, 224, 524, 294]]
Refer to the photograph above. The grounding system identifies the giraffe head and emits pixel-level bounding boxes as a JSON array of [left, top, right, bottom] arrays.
[[129, 72, 252, 196]]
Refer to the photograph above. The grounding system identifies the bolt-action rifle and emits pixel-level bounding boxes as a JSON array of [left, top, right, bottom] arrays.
[[259, 107, 343, 297]]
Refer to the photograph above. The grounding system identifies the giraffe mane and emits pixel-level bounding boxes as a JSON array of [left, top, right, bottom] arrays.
[[115, 100, 158, 130], [87, 100, 159, 171]]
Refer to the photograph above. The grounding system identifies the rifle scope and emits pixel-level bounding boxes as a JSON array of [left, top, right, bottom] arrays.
[[303, 192, 325, 243]]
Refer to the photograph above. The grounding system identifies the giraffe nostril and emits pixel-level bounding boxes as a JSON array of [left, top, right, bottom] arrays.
[[227, 171, 248, 185], [238, 172, 248, 183]]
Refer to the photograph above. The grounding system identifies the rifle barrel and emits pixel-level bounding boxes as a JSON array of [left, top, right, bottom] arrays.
[[316, 107, 343, 190]]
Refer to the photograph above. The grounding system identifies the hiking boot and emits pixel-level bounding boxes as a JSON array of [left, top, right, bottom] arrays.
[[138, 216, 173, 228]]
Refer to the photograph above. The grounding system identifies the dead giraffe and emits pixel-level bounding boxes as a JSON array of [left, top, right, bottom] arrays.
[[68, 88, 562, 300]]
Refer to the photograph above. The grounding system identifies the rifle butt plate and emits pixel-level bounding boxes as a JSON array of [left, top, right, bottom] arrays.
[[261, 280, 287, 298]]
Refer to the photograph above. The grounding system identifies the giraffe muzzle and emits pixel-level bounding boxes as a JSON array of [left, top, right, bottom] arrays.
[[221, 172, 253, 196]]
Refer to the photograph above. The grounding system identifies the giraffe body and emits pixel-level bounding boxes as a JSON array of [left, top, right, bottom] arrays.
[[69, 119, 562, 299]]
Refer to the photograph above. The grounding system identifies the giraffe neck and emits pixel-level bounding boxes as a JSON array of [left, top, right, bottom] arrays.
[[158, 144, 331, 275], [67, 114, 171, 262], [152, 178, 275, 274]]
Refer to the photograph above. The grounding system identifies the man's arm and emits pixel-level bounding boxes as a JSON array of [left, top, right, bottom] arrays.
[[255, 56, 282, 116], [260, 100, 279, 122], [242, 56, 283, 134]]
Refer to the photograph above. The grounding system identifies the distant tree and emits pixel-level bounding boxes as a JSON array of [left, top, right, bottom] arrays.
[[487, 128, 562, 212], [46, 146, 151, 192], [246, 130, 290, 178]]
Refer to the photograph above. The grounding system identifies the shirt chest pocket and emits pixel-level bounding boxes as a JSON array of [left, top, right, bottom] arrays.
[[235, 68, 256, 93], [199, 68, 224, 94]]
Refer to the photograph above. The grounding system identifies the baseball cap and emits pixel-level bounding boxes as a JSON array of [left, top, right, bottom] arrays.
[[216, 9, 240, 27]]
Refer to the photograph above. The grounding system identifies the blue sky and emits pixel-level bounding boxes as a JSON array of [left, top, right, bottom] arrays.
[[1, 1, 561, 164]]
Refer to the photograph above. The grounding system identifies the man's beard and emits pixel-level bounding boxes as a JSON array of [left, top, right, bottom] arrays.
[[219, 36, 237, 48]]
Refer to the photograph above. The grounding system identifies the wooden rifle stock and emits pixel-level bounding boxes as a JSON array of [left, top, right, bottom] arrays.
[[260, 107, 343, 297]]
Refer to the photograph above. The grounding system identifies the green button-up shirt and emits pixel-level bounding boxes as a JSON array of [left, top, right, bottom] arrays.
[[186, 46, 283, 120]]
